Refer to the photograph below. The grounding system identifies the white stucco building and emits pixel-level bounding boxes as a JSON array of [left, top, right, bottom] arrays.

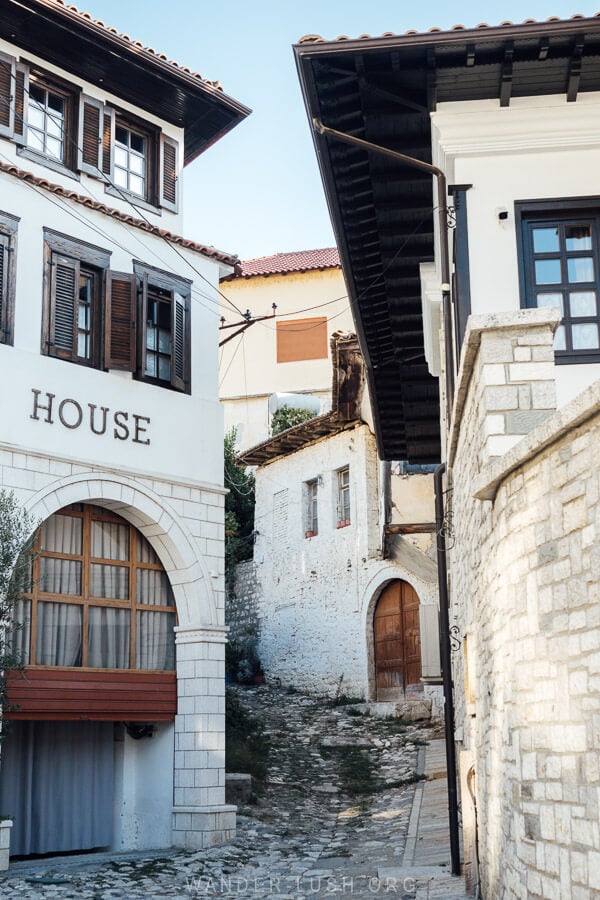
[[236, 334, 442, 715], [297, 14, 600, 898], [219, 249, 354, 449], [0, 0, 249, 857]]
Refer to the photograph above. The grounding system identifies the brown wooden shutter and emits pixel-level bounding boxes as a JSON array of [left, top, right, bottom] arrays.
[[49, 254, 79, 358], [276, 317, 328, 363], [102, 105, 114, 178], [78, 95, 103, 176], [0, 234, 7, 342], [105, 271, 136, 370], [13, 62, 28, 145], [159, 135, 179, 212], [0, 52, 14, 137], [171, 291, 187, 391]]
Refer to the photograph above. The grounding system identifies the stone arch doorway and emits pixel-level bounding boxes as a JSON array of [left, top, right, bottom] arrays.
[[373, 580, 422, 700]]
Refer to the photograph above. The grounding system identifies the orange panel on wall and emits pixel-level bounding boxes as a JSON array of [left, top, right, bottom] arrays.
[[276, 317, 328, 362]]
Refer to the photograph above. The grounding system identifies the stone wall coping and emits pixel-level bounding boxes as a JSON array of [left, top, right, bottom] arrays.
[[175, 625, 229, 644], [448, 308, 562, 466], [0, 439, 227, 496], [473, 377, 600, 501], [172, 804, 237, 814]]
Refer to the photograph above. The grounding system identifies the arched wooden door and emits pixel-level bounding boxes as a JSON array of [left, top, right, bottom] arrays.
[[374, 580, 422, 700]]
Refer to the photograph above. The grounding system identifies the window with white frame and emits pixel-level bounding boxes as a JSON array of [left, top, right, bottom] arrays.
[[336, 466, 350, 528], [304, 479, 319, 538]]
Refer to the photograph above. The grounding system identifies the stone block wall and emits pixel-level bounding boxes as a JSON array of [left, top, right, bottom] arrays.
[[449, 310, 600, 898], [227, 560, 260, 647]]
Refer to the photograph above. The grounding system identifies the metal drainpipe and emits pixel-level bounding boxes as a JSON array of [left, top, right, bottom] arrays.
[[312, 120, 455, 419], [434, 462, 461, 876]]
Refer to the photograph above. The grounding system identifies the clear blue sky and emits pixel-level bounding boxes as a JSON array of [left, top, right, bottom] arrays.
[[84, 1, 598, 260]]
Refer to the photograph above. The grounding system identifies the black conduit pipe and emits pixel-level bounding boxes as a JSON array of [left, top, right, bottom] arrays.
[[434, 462, 461, 876]]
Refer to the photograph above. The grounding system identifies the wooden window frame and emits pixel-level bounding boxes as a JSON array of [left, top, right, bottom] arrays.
[[134, 261, 191, 393], [516, 197, 600, 365], [18, 65, 78, 178], [304, 478, 319, 538], [336, 466, 351, 528], [0, 210, 19, 346], [105, 109, 160, 210], [42, 230, 110, 368], [19, 503, 177, 673], [276, 316, 328, 363]]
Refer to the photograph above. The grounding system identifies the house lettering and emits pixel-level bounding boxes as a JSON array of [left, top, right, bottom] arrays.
[[30, 389, 151, 445]]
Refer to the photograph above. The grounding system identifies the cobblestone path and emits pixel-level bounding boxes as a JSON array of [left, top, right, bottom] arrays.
[[0, 686, 467, 899]]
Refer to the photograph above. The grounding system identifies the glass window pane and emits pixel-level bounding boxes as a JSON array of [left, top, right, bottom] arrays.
[[9, 598, 31, 665], [146, 323, 157, 351], [136, 611, 175, 670], [88, 606, 130, 668], [137, 568, 175, 606], [536, 293, 564, 314], [129, 174, 144, 196], [554, 325, 566, 351], [158, 330, 171, 354], [569, 291, 597, 318], [158, 355, 171, 381], [36, 601, 82, 666], [28, 106, 44, 129], [77, 332, 89, 358], [27, 129, 44, 153], [114, 145, 128, 167], [567, 257, 595, 284], [130, 133, 144, 154], [90, 563, 129, 599], [114, 167, 128, 188], [115, 125, 128, 146], [48, 93, 64, 114], [39, 557, 82, 595], [572, 323, 599, 350], [535, 259, 561, 285], [532, 226, 559, 253], [46, 115, 62, 138], [145, 351, 157, 377], [41, 514, 82, 553], [130, 154, 144, 175], [78, 303, 89, 330], [565, 225, 592, 251], [137, 535, 161, 565], [29, 83, 44, 104], [91, 521, 129, 561]]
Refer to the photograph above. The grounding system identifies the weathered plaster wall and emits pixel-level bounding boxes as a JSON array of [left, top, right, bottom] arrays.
[[449, 312, 600, 898], [251, 425, 440, 700]]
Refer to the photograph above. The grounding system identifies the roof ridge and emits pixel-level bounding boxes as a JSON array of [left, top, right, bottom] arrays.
[[44, 0, 225, 91]]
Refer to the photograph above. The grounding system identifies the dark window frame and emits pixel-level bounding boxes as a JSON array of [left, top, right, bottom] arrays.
[[516, 197, 600, 365], [105, 108, 160, 210], [18, 65, 79, 178], [42, 230, 111, 368], [0, 210, 19, 346], [133, 260, 192, 394]]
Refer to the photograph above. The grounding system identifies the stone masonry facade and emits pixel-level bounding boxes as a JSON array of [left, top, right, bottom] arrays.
[[448, 309, 600, 898], [0, 445, 235, 850]]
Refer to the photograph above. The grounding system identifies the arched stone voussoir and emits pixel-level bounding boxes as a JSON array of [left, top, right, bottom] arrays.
[[23, 472, 218, 627]]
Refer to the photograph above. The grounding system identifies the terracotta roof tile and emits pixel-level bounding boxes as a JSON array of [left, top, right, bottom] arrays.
[[0, 160, 239, 268], [224, 248, 340, 280], [44, 0, 224, 91], [297, 13, 599, 44]]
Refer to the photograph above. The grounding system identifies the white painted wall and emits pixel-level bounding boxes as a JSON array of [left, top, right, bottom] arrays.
[[113, 723, 174, 851], [252, 425, 440, 699], [431, 92, 600, 406], [0, 173, 224, 485], [219, 267, 354, 449]]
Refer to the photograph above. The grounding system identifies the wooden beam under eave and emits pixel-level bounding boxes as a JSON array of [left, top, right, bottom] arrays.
[[567, 36, 585, 102], [385, 523, 437, 535], [500, 41, 514, 107]]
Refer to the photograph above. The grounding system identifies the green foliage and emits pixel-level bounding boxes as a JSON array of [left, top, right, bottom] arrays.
[[225, 689, 270, 790], [0, 490, 38, 718], [271, 404, 316, 435], [224, 428, 255, 591]]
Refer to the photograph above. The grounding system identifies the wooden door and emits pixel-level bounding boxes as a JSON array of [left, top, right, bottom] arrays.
[[374, 580, 422, 700]]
